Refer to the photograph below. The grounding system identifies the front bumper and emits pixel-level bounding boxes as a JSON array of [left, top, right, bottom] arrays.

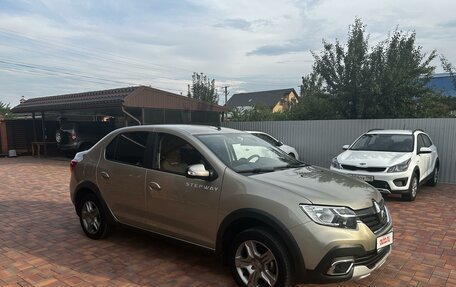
[[329, 166, 411, 194], [290, 211, 393, 283], [305, 244, 392, 283]]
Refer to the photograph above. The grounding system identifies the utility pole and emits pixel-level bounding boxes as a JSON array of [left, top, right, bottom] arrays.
[[223, 86, 230, 105]]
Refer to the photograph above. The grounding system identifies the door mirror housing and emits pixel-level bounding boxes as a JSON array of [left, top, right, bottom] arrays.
[[276, 141, 283, 147], [342, 145, 350, 150], [187, 164, 216, 180], [419, 147, 432, 154]]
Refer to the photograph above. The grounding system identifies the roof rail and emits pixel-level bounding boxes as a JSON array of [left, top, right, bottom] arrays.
[[367, 129, 383, 132], [412, 129, 423, 134]]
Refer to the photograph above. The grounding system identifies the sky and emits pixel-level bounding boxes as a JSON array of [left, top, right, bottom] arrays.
[[1, 0, 456, 107]]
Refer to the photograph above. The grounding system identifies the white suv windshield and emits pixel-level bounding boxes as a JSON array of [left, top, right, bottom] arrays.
[[351, 134, 413, 152], [196, 133, 303, 173]]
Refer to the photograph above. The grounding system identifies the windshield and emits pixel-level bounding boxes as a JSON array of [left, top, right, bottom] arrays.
[[350, 134, 413, 152], [196, 133, 304, 173]]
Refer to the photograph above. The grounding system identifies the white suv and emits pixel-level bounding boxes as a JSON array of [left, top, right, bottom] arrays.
[[330, 129, 439, 201]]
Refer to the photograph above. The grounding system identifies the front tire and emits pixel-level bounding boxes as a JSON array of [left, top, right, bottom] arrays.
[[402, 174, 418, 201], [229, 228, 292, 287], [78, 194, 112, 239]]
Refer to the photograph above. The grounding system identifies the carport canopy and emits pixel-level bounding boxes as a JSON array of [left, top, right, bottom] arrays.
[[11, 85, 228, 155]]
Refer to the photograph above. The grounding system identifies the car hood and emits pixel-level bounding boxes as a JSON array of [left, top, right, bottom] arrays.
[[338, 150, 411, 167], [251, 166, 382, 211]]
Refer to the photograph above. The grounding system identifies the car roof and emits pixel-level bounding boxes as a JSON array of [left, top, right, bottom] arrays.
[[245, 131, 268, 135], [111, 124, 243, 135]]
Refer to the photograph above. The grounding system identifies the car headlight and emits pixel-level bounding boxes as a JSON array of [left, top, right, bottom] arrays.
[[331, 157, 342, 169], [300, 204, 357, 229], [387, 159, 411, 173]]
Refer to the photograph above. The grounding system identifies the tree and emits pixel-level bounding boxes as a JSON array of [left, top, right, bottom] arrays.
[[0, 101, 14, 119], [308, 18, 448, 119], [291, 73, 340, 120], [188, 72, 218, 104]]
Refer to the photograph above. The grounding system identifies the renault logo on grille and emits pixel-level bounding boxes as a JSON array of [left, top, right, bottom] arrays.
[[373, 200, 381, 213], [373, 200, 385, 223]]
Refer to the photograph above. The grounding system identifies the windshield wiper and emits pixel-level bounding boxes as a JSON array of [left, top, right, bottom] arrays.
[[237, 167, 275, 174], [285, 163, 308, 168]]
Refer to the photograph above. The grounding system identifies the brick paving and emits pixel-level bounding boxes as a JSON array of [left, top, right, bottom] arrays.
[[0, 156, 455, 287]]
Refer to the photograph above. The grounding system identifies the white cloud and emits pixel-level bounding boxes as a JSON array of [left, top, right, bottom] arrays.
[[0, 0, 455, 106]]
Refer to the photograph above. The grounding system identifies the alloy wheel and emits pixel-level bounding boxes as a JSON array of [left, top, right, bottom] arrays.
[[235, 240, 278, 287], [411, 176, 418, 198], [81, 201, 101, 235]]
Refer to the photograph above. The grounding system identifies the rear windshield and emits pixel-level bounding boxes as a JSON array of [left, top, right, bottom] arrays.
[[350, 134, 413, 152], [60, 123, 75, 132]]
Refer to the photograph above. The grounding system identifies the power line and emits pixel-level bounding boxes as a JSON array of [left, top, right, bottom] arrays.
[[0, 59, 186, 94]]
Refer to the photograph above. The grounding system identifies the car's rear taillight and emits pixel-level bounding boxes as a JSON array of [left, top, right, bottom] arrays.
[[70, 160, 78, 172]]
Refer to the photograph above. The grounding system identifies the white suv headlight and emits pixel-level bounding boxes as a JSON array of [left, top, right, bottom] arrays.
[[300, 204, 357, 229], [331, 157, 342, 169], [387, 159, 411, 173]]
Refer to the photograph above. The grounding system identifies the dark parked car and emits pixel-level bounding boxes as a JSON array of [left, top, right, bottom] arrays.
[[56, 122, 112, 157]]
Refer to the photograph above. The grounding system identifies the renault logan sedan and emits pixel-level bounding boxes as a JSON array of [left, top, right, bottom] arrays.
[[70, 125, 393, 286]]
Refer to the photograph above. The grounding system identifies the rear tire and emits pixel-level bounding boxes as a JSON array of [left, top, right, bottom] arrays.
[[229, 228, 292, 287], [78, 194, 112, 239], [402, 174, 418, 201], [427, 164, 439, 186]]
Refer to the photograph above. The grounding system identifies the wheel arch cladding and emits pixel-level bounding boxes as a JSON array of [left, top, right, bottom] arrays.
[[74, 181, 116, 224], [216, 208, 306, 280]]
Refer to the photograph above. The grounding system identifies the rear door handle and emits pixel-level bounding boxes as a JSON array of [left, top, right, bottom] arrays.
[[100, 171, 110, 179], [149, 182, 161, 191]]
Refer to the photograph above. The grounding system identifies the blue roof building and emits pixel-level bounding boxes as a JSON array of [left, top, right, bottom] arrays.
[[426, 73, 456, 97]]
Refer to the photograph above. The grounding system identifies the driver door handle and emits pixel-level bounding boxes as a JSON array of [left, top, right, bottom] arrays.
[[149, 182, 161, 191]]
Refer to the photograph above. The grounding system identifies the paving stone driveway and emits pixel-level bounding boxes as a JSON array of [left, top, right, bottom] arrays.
[[0, 157, 455, 287]]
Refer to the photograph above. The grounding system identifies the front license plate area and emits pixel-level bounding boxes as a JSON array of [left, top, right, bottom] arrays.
[[377, 232, 393, 250], [349, 174, 374, 182]]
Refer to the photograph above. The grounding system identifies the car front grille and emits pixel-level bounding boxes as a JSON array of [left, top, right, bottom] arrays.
[[354, 245, 391, 269], [355, 200, 389, 234], [341, 164, 386, 172]]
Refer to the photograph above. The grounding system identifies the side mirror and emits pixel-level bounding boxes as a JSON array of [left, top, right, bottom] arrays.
[[276, 141, 283, 147], [419, 147, 432, 154], [187, 164, 216, 180], [342, 145, 349, 150]]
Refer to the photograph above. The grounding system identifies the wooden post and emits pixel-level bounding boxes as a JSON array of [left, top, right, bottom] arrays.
[[41, 112, 47, 156], [32, 112, 37, 142]]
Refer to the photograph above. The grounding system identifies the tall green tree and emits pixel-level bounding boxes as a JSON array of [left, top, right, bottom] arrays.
[[188, 72, 218, 104], [308, 18, 446, 119], [292, 73, 340, 120]]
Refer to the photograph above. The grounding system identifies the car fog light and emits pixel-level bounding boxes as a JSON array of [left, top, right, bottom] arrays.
[[327, 258, 354, 276]]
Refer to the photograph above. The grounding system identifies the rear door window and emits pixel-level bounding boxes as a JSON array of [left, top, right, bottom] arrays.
[[254, 133, 279, 146], [105, 132, 148, 167]]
